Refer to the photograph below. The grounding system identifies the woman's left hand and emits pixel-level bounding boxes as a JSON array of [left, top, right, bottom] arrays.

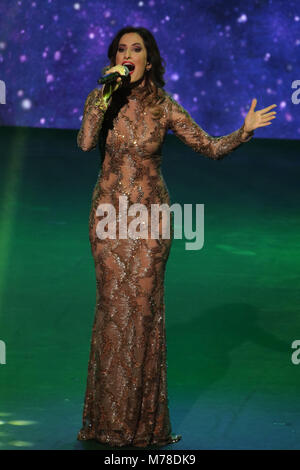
[[244, 98, 277, 133]]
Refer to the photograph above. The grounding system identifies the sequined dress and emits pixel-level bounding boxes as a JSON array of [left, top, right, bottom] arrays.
[[76, 78, 253, 448]]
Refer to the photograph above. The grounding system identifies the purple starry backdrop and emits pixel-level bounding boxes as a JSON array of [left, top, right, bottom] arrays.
[[0, 0, 299, 139]]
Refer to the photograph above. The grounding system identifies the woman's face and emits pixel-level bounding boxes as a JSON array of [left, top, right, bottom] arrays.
[[115, 32, 151, 83]]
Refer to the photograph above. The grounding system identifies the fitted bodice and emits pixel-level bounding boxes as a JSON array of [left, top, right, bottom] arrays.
[[100, 93, 168, 196]]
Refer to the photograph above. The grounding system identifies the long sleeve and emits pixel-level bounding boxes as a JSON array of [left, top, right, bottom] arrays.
[[77, 86, 112, 152], [166, 94, 254, 160]]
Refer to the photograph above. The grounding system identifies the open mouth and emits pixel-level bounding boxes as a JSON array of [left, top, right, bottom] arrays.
[[122, 62, 135, 74]]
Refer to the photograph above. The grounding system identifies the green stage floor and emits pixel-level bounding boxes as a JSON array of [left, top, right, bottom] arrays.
[[0, 126, 299, 449]]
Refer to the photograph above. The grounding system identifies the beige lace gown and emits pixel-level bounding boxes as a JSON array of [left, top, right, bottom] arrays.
[[76, 80, 253, 447]]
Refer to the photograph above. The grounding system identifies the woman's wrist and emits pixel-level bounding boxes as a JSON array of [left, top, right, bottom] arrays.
[[240, 122, 254, 141]]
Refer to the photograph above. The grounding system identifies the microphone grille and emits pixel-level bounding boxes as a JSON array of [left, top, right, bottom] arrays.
[[122, 65, 130, 76]]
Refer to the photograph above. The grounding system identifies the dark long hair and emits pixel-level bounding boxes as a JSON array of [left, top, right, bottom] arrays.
[[105, 26, 167, 118]]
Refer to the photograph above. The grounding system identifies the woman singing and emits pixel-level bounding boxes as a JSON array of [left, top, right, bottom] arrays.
[[76, 26, 276, 448]]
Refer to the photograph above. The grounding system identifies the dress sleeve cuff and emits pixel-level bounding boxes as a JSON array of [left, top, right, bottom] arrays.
[[93, 87, 112, 112]]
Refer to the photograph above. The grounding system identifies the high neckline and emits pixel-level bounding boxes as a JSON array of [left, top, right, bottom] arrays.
[[129, 79, 147, 98], [121, 76, 147, 100]]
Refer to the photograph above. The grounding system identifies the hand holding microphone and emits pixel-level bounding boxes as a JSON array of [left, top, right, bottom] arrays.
[[98, 65, 130, 103]]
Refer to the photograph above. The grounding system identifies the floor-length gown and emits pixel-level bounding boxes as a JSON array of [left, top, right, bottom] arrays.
[[76, 77, 253, 448]]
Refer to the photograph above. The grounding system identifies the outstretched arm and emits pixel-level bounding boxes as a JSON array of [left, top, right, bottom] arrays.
[[167, 94, 256, 160]]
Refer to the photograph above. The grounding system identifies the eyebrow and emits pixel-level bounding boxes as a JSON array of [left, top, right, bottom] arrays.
[[118, 42, 142, 46]]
